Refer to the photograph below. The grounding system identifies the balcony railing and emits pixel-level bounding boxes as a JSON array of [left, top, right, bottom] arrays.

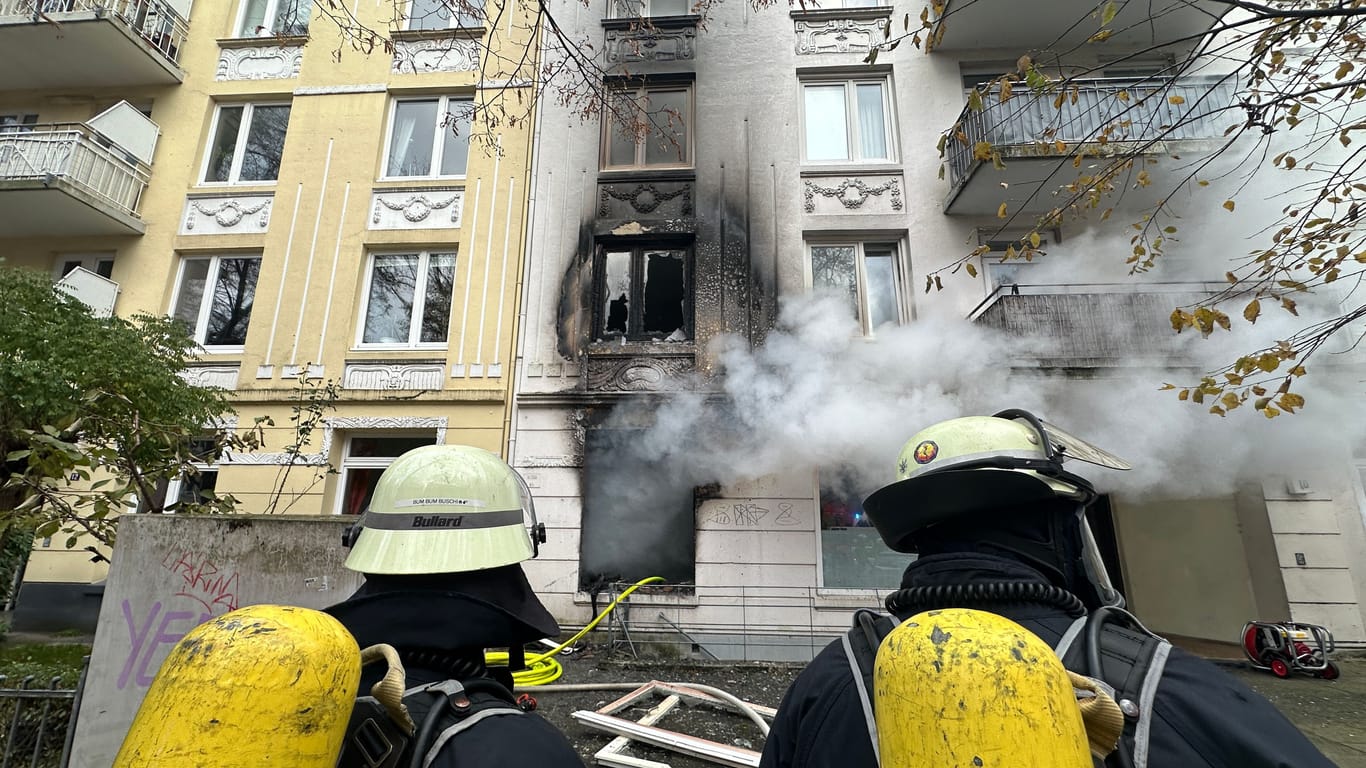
[[947, 76, 1238, 193], [0, 123, 150, 217], [0, 0, 188, 66]]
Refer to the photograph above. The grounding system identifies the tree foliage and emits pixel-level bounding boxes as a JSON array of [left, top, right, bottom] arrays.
[[0, 266, 235, 559]]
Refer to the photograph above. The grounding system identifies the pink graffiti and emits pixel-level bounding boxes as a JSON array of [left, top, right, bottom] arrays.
[[118, 599, 208, 690], [160, 550, 240, 615]]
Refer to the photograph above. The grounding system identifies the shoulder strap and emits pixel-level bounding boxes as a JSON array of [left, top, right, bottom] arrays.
[[1059, 610, 1171, 768], [414, 679, 525, 768], [843, 609, 898, 767]]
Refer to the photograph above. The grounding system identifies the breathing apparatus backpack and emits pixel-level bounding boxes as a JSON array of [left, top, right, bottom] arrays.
[[337, 645, 533, 768], [847, 605, 1167, 768]]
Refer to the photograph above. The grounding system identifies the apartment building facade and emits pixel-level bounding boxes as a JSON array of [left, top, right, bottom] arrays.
[[509, 0, 1366, 658], [3, 0, 538, 627]]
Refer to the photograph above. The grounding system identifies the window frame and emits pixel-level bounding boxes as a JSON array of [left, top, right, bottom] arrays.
[[599, 82, 695, 171], [978, 229, 1056, 290], [355, 249, 459, 350], [199, 102, 292, 186], [168, 252, 263, 353], [592, 243, 694, 343], [53, 253, 116, 280], [402, 0, 486, 30], [800, 76, 897, 165], [806, 239, 909, 337], [380, 95, 476, 180], [607, 0, 692, 18], [334, 432, 440, 516], [232, 0, 311, 37], [0, 113, 38, 133], [813, 468, 911, 591]]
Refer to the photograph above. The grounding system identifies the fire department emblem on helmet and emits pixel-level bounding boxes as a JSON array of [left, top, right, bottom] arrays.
[[913, 440, 939, 464]]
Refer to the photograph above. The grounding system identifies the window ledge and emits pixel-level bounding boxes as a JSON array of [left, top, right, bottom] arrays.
[[345, 350, 449, 358], [597, 168, 696, 183], [573, 587, 699, 608], [372, 178, 468, 189], [601, 14, 701, 30], [812, 588, 888, 609], [588, 342, 696, 356], [390, 27, 486, 42], [217, 34, 310, 48], [800, 164, 902, 178], [789, 6, 892, 21], [194, 182, 280, 192]]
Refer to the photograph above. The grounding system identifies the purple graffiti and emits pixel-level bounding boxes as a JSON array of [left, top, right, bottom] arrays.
[[117, 600, 207, 690]]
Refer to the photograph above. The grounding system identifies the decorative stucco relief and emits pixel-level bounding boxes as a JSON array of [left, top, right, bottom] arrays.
[[597, 182, 693, 219], [369, 189, 464, 230], [179, 366, 240, 390], [343, 363, 445, 390], [605, 26, 696, 63], [392, 37, 480, 74], [586, 356, 694, 392], [216, 45, 304, 80], [803, 176, 904, 214], [795, 17, 889, 54], [181, 195, 273, 235]]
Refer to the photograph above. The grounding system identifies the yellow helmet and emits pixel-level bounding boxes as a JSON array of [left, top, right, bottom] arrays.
[[343, 445, 546, 575], [863, 409, 1129, 552]]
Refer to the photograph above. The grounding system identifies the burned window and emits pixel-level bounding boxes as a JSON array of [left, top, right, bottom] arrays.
[[596, 246, 692, 343]]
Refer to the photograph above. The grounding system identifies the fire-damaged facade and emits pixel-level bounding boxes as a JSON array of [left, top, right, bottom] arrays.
[[510, 0, 1366, 659]]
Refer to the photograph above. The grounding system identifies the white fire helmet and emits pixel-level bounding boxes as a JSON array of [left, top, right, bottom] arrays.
[[343, 445, 546, 575]]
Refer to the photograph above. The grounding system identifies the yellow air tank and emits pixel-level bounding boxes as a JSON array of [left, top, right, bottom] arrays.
[[113, 604, 361, 767], [874, 608, 1091, 768]]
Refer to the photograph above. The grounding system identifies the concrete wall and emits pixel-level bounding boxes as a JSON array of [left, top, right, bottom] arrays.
[[69, 514, 360, 768]]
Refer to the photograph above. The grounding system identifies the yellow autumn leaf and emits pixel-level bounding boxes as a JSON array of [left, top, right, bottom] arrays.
[[1168, 95, 1186, 105], [966, 262, 978, 277], [1243, 299, 1260, 323], [1223, 200, 1236, 212], [997, 202, 1008, 219]]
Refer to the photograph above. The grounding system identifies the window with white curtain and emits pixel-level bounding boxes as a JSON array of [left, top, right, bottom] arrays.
[[383, 96, 474, 178], [358, 251, 457, 347], [404, 0, 485, 29], [170, 254, 263, 351], [802, 78, 894, 163], [809, 241, 906, 336], [201, 103, 291, 184], [235, 0, 311, 36]]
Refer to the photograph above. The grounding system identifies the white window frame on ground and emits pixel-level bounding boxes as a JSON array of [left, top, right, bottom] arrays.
[[169, 253, 263, 353], [801, 77, 895, 164], [200, 102, 292, 185], [403, 0, 486, 29], [600, 82, 694, 171], [382, 95, 475, 180], [234, 0, 311, 37], [356, 250, 458, 349], [609, 0, 691, 18], [807, 240, 908, 336], [335, 433, 440, 515], [53, 253, 116, 280]]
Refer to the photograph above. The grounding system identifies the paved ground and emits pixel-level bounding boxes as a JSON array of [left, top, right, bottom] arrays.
[[532, 648, 1366, 768]]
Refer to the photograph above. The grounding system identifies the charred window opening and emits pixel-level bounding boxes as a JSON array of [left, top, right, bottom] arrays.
[[580, 427, 697, 589], [596, 246, 692, 343]]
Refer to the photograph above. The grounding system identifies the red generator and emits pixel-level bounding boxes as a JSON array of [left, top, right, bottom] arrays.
[[1241, 620, 1340, 679]]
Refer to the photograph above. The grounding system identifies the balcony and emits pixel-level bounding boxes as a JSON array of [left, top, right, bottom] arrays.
[[944, 76, 1236, 216], [0, 0, 187, 89], [971, 282, 1224, 367], [928, 0, 1223, 54], [0, 122, 151, 236]]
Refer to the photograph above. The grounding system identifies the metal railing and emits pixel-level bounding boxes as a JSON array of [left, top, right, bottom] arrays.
[[0, 660, 88, 768], [947, 76, 1238, 190], [0, 123, 151, 218], [0, 0, 188, 67]]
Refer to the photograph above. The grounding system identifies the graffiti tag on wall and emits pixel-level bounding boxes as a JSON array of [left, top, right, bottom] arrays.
[[702, 502, 801, 528]]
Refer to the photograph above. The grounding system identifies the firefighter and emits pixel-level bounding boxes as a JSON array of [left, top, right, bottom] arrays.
[[759, 410, 1334, 768], [325, 444, 585, 768]]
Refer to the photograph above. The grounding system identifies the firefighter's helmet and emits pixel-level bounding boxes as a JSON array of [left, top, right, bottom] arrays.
[[343, 445, 546, 575], [862, 409, 1130, 553]]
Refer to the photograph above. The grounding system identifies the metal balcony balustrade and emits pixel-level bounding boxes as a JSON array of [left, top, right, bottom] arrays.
[[946, 76, 1238, 199], [0, 123, 150, 218], [0, 0, 188, 67]]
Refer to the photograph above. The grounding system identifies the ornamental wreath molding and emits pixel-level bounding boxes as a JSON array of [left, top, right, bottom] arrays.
[[803, 177, 904, 213], [185, 198, 272, 230], [598, 183, 693, 218], [372, 193, 462, 224]]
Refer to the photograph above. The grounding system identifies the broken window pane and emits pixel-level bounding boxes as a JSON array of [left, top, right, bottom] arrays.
[[641, 250, 686, 338], [602, 251, 631, 335]]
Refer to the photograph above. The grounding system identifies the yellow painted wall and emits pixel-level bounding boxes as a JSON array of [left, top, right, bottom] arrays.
[[7, 0, 539, 584]]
